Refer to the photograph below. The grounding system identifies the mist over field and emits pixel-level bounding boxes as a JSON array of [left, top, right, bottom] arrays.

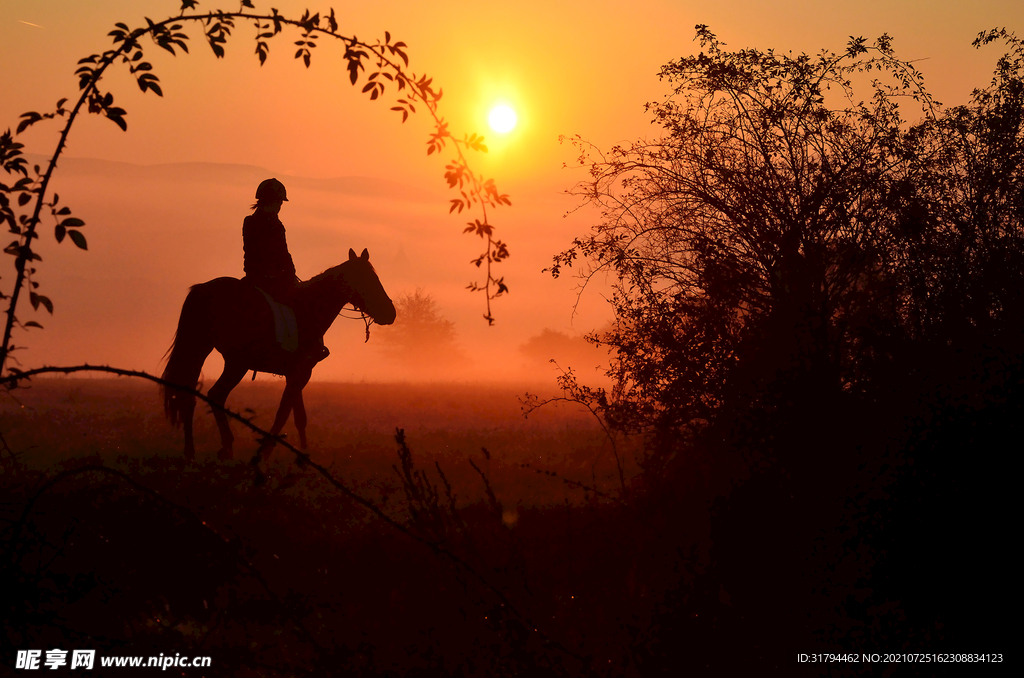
[[20, 155, 612, 384]]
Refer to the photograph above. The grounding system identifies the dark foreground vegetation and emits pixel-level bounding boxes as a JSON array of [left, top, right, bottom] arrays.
[[3, 24, 1022, 677], [0, 364, 1014, 676]]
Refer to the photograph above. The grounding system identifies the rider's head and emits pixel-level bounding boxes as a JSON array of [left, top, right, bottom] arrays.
[[252, 178, 288, 212]]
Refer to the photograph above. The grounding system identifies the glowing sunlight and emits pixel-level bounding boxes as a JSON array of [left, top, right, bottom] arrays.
[[488, 104, 517, 133]]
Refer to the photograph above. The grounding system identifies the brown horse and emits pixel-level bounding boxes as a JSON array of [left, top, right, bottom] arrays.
[[161, 248, 395, 461]]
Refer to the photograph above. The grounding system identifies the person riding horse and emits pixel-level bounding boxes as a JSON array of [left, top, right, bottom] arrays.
[[243, 178, 328, 363], [243, 178, 297, 300]]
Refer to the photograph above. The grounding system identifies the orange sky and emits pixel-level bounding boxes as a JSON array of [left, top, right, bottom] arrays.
[[5, 1, 1023, 182], [1, 0, 1022, 380]]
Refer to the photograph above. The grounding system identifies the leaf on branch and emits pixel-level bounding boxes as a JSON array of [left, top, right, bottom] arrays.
[[138, 73, 163, 96], [17, 192, 31, 207], [105, 107, 128, 131], [0, 142, 28, 178], [60, 217, 85, 228], [23, 321, 43, 329], [16, 112, 43, 135], [30, 292, 53, 314], [389, 41, 409, 67], [76, 67, 95, 90], [68, 230, 88, 250], [180, 1, 199, 11], [345, 47, 367, 85], [465, 133, 488, 153], [492, 240, 510, 262], [55, 225, 66, 243], [444, 163, 466, 188], [464, 219, 492, 238]]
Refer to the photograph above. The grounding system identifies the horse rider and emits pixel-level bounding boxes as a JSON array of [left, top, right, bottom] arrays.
[[243, 178, 328, 363], [243, 178, 297, 301]]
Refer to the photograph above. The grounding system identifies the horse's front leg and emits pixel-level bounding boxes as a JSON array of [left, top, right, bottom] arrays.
[[208, 360, 248, 460], [257, 365, 312, 462]]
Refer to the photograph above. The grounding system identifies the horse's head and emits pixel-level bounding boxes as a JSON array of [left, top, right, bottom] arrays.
[[344, 248, 396, 325]]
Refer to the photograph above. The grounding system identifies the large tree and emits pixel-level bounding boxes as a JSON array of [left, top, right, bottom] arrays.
[[551, 26, 1022, 660], [554, 26, 1023, 442]]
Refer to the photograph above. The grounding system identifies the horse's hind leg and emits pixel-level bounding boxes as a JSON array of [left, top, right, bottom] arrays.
[[257, 365, 313, 462], [293, 390, 308, 449], [208, 360, 248, 460]]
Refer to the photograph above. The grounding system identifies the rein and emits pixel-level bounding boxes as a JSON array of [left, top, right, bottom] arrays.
[[337, 305, 373, 343]]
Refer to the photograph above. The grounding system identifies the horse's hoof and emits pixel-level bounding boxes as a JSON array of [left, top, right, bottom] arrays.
[[217, 446, 233, 461]]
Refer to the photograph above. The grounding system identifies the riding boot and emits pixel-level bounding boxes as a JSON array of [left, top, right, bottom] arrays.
[[299, 340, 330, 364]]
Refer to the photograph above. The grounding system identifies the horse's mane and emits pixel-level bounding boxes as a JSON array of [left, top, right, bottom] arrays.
[[299, 257, 377, 291]]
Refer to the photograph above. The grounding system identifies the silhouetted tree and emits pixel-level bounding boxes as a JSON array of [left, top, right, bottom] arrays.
[[376, 290, 465, 369], [890, 29, 1024, 347], [552, 25, 1022, 663], [554, 25, 1023, 444]]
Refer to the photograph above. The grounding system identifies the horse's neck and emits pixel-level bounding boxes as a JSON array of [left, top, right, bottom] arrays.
[[296, 264, 351, 336]]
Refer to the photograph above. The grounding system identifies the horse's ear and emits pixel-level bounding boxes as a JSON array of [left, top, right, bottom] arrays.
[[348, 248, 357, 261], [360, 248, 369, 261]]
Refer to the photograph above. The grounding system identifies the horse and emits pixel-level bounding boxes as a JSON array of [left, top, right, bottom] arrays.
[[161, 248, 395, 462]]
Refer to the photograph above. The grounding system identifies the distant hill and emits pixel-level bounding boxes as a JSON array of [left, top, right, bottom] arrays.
[[24, 154, 440, 203]]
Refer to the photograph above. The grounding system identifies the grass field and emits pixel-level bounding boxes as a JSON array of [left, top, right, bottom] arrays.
[[2, 378, 658, 676], [2, 371, 1013, 675], [0, 377, 635, 504]]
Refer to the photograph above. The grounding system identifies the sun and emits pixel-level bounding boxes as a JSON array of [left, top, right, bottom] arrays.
[[488, 104, 517, 133]]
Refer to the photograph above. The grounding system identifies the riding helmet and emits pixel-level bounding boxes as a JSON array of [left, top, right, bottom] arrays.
[[255, 178, 289, 203]]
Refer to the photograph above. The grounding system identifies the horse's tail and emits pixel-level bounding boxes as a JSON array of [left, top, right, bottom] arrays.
[[161, 284, 213, 427]]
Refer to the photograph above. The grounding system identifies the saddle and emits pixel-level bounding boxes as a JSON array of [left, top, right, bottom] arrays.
[[255, 287, 299, 353], [247, 283, 330, 378]]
